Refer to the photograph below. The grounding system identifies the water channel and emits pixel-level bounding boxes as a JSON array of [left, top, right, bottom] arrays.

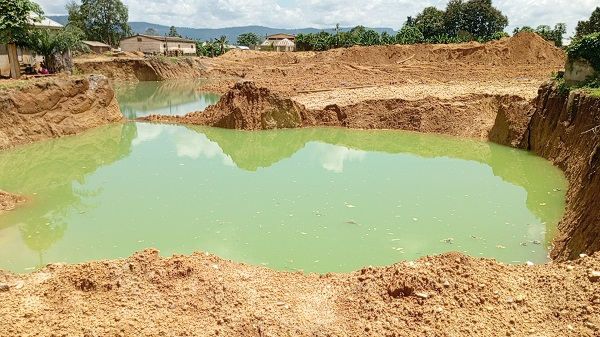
[[0, 80, 567, 273]]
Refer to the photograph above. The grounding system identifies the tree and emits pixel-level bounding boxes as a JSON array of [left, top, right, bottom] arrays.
[[145, 27, 158, 36], [66, 0, 132, 47], [575, 7, 600, 39], [396, 26, 424, 44], [168, 25, 180, 37], [0, 0, 43, 78], [514, 23, 566, 47], [19, 27, 84, 73], [444, 0, 466, 37], [237, 32, 260, 47], [380, 31, 395, 45], [460, 0, 507, 40], [215, 35, 229, 55], [414, 6, 446, 39]]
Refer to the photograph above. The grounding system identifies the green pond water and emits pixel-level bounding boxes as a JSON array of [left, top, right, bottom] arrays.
[[0, 81, 568, 274]]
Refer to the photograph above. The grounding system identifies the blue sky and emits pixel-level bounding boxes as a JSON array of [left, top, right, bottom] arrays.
[[35, 0, 598, 37]]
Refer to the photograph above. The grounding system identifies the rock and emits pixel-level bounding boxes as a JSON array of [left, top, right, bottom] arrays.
[[515, 295, 525, 303], [443, 280, 450, 288], [588, 271, 600, 282], [415, 293, 429, 299], [0, 284, 9, 292]]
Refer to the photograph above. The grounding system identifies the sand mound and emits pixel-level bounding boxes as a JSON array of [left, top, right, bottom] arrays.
[[141, 81, 315, 129], [314, 31, 565, 67]]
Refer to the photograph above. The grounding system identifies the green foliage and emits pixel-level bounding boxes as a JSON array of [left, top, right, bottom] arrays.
[[513, 23, 566, 46], [575, 7, 600, 39], [395, 26, 424, 44], [168, 26, 180, 37], [491, 31, 509, 40], [566, 32, 600, 72], [411, 0, 507, 42], [414, 6, 446, 39], [66, 0, 132, 47], [18, 27, 85, 72], [237, 32, 260, 47], [380, 31, 395, 45], [460, 0, 507, 39], [145, 27, 158, 36], [0, 0, 44, 43], [196, 37, 229, 57], [358, 29, 381, 46]]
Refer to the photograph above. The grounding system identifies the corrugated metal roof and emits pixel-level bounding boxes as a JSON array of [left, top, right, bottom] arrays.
[[82, 41, 111, 48], [30, 12, 63, 29], [121, 34, 196, 43]]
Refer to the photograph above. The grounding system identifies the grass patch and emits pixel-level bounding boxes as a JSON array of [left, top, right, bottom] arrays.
[[0, 80, 33, 91], [587, 88, 600, 97]]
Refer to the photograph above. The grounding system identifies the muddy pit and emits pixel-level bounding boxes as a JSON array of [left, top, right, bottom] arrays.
[[1, 32, 600, 336]]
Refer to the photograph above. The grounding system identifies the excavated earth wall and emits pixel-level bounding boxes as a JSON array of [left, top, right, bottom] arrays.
[[74, 57, 214, 82], [524, 82, 600, 260]]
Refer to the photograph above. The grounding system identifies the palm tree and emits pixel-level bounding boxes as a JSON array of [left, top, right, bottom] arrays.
[[216, 35, 229, 55], [19, 27, 84, 73]]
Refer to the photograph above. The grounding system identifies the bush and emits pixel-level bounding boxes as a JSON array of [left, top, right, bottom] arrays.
[[395, 26, 424, 45], [567, 32, 600, 72]]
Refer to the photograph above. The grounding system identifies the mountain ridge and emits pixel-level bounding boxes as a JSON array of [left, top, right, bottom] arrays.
[[46, 16, 396, 43]]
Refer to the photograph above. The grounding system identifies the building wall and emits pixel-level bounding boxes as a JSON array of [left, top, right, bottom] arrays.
[[120, 37, 163, 53], [120, 36, 196, 55], [0, 45, 44, 77]]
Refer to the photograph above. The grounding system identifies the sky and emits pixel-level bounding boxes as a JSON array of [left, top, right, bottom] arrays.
[[34, 0, 598, 37]]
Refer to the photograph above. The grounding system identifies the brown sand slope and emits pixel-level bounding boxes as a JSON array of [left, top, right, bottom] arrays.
[[0, 249, 599, 336]]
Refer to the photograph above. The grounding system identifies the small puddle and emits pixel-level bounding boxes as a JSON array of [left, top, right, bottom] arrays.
[[0, 81, 567, 273]]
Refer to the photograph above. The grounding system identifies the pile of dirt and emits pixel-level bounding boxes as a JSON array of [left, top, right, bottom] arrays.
[[0, 190, 24, 213], [316, 32, 565, 67], [0, 75, 123, 151], [141, 81, 315, 130], [0, 249, 599, 336]]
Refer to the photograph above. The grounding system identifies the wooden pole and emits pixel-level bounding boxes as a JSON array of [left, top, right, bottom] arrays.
[[7, 43, 21, 79]]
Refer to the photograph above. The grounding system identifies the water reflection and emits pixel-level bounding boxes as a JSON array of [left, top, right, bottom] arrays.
[[0, 81, 568, 273], [113, 80, 220, 118], [0, 122, 567, 273], [0, 123, 136, 269]]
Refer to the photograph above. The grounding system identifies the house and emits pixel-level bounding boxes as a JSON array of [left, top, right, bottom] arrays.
[[120, 34, 196, 56], [275, 38, 295, 52], [261, 33, 296, 52], [266, 33, 296, 43], [0, 14, 63, 77], [82, 41, 111, 54]]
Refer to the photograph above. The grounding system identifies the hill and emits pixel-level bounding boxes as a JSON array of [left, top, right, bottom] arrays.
[[46, 16, 395, 43]]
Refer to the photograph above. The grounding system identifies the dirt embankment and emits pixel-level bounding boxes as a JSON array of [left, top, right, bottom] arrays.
[[1, 249, 599, 337], [0, 74, 123, 212], [142, 82, 314, 129], [0, 75, 123, 151], [523, 83, 600, 260], [74, 57, 215, 82], [144, 80, 531, 140]]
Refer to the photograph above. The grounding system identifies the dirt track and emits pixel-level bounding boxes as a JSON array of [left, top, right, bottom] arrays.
[[2, 32, 600, 336]]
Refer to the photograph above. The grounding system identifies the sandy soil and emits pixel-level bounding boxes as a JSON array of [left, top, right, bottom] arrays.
[[4, 32, 600, 337]]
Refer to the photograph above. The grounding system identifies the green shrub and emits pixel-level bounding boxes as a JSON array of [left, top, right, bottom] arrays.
[[567, 32, 600, 72]]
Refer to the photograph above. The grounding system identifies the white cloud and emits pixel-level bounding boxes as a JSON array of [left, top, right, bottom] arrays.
[[168, 128, 234, 166], [316, 143, 366, 173]]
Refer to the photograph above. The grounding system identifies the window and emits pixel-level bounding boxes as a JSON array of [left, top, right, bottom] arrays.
[[137, 37, 142, 42], [191, 45, 194, 48], [178, 44, 181, 48]]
